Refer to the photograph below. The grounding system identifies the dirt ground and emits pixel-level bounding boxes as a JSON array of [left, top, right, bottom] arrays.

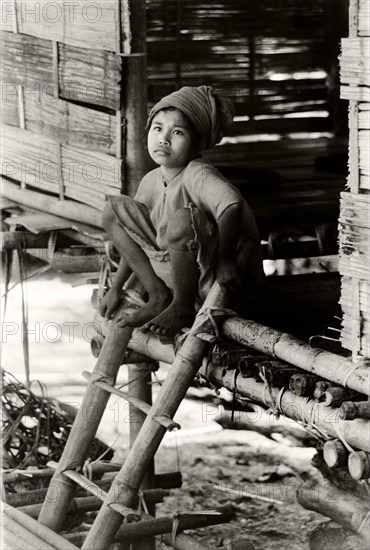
[[109, 390, 323, 550], [2, 274, 357, 550]]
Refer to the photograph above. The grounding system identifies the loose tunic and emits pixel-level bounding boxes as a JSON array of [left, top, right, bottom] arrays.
[[110, 158, 264, 301]]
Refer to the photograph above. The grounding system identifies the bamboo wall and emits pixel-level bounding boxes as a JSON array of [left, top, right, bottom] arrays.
[[146, 0, 333, 136], [1, 0, 339, 213], [339, 0, 370, 357], [1, 1, 127, 211]]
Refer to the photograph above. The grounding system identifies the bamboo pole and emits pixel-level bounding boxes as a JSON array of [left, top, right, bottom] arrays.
[[81, 282, 227, 550], [17, 490, 169, 519], [127, 328, 370, 452], [38, 304, 135, 532], [121, 0, 148, 197], [5, 473, 180, 508], [340, 400, 370, 420], [220, 316, 370, 397], [121, 363, 156, 550], [1, 177, 103, 228], [3, 504, 79, 550], [200, 361, 370, 453], [323, 440, 348, 467], [3, 514, 55, 550], [129, 329, 176, 364], [297, 480, 370, 547], [2, 462, 124, 486], [64, 505, 234, 545], [93, 328, 370, 453], [2, 527, 39, 550], [348, 451, 370, 480]]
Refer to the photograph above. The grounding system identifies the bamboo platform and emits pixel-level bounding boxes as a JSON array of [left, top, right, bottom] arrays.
[[1, 0, 369, 548], [2, 302, 370, 548]]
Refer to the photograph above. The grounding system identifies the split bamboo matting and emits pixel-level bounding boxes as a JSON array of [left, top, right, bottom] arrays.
[[2, 126, 122, 210], [0, 33, 122, 111], [2, 0, 341, 216], [1, 0, 126, 211], [1, 0, 121, 52]]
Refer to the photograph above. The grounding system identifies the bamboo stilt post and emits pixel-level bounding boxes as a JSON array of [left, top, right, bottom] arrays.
[[120, 363, 156, 550], [220, 316, 370, 397], [81, 282, 227, 550], [121, 0, 148, 197], [38, 311, 135, 532]]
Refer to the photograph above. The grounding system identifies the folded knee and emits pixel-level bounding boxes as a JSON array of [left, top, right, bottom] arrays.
[[167, 207, 195, 248]]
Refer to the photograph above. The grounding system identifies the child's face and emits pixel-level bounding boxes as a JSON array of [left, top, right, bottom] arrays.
[[147, 109, 197, 170]]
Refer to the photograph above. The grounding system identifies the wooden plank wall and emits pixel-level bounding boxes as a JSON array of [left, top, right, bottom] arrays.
[[1, 1, 124, 210], [338, 0, 370, 357]]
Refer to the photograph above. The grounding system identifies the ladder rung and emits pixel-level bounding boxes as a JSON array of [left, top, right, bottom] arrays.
[[82, 371, 180, 431], [109, 502, 142, 522], [46, 460, 122, 478], [63, 470, 107, 501], [152, 415, 180, 430]]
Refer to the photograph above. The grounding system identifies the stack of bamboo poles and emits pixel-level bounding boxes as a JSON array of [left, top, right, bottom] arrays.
[[1, 1, 126, 212], [338, 0, 370, 358], [2, 503, 80, 550]]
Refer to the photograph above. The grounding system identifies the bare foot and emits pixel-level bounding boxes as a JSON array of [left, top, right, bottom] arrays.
[[116, 292, 171, 328], [141, 301, 195, 338]]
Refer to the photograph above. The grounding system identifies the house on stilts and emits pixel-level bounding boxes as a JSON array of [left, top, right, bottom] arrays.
[[1, 1, 369, 548]]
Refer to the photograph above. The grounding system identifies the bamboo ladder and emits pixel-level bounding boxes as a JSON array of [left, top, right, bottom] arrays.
[[36, 282, 227, 550]]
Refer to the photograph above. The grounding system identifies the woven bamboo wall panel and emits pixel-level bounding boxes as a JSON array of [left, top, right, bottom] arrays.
[[0, 32, 122, 110], [2, 125, 61, 194], [1, 125, 122, 210], [2, 0, 120, 51], [1, 32, 54, 87], [58, 44, 122, 109], [3, 92, 118, 156], [61, 146, 122, 210], [1, 85, 18, 127]]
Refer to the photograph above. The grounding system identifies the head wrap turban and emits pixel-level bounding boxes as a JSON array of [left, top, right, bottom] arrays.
[[147, 85, 235, 150]]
